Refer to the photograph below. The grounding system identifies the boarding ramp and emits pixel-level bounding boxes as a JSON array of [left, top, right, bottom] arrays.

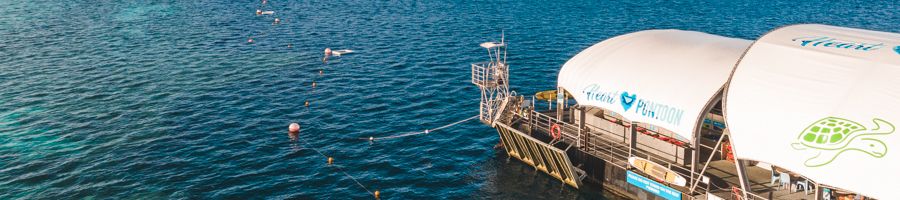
[[495, 122, 585, 188]]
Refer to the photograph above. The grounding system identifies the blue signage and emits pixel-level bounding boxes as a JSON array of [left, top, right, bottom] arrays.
[[894, 45, 900, 55], [791, 36, 884, 51], [626, 171, 682, 200], [703, 118, 726, 129], [581, 84, 685, 126], [620, 91, 636, 112]]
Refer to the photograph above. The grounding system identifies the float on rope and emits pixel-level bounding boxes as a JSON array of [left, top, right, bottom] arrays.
[[289, 123, 300, 133]]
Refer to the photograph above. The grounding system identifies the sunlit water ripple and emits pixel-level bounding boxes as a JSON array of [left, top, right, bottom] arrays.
[[1, 0, 897, 199]]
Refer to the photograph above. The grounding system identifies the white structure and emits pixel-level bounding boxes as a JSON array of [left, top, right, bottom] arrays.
[[726, 24, 900, 199], [558, 30, 751, 142]]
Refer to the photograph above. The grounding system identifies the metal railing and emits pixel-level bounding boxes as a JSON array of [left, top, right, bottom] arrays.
[[471, 62, 501, 88], [517, 106, 716, 196]]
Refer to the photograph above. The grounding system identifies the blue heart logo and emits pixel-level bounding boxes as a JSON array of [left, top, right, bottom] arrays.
[[620, 91, 637, 112], [894, 45, 900, 55]]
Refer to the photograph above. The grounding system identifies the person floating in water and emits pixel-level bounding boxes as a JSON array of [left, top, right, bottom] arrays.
[[312, 81, 317, 88], [322, 48, 332, 63]]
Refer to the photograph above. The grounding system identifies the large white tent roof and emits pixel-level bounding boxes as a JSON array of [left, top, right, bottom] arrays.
[[558, 30, 751, 142], [725, 24, 900, 199]]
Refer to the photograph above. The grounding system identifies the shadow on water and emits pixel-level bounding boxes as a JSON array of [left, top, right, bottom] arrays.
[[472, 150, 613, 200]]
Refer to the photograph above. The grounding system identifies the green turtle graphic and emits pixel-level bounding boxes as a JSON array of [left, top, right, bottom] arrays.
[[791, 117, 894, 167]]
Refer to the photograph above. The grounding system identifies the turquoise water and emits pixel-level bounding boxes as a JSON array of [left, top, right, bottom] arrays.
[[1, 0, 897, 199]]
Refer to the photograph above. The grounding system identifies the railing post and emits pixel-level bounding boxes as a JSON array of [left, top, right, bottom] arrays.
[[578, 106, 586, 150], [815, 183, 820, 200], [629, 125, 637, 158]]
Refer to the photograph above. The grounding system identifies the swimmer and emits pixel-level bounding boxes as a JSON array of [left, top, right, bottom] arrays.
[[304, 101, 310, 107], [319, 69, 324, 75], [256, 9, 262, 15], [262, 0, 267, 4], [248, 38, 254, 43], [312, 82, 317, 88], [274, 18, 280, 24], [322, 48, 332, 63], [287, 43, 292, 48]]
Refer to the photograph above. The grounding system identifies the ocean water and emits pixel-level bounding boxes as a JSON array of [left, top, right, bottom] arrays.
[[1, 0, 897, 199]]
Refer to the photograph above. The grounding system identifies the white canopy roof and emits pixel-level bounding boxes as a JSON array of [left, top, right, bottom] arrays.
[[725, 24, 900, 199], [558, 30, 751, 142]]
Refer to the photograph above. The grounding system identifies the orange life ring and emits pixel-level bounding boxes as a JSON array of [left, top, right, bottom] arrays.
[[550, 123, 562, 140]]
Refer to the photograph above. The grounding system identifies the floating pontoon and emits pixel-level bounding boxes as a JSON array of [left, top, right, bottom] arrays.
[[471, 24, 900, 200]]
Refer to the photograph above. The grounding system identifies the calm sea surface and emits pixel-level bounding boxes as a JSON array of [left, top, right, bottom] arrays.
[[1, 0, 897, 199]]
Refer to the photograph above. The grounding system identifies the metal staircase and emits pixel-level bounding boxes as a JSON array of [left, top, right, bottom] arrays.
[[471, 37, 509, 125]]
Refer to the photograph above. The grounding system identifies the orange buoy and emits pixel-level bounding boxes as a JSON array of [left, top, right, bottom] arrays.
[[327, 157, 333, 165], [289, 123, 300, 133], [374, 190, 380, 199]]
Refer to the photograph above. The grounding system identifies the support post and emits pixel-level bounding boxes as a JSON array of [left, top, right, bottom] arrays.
[[815, 183, 820, 200], [629, 125, 637, 158], [690, 130, 700, 195], [578, 106, 585, 149], [735, 160, 752, 199]]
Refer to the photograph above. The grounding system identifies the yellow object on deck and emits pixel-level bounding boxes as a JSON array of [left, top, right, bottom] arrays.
[[534, 90, 572, 101]]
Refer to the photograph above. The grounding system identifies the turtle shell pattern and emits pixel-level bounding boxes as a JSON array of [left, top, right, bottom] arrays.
[[800, 117, 865, 147]]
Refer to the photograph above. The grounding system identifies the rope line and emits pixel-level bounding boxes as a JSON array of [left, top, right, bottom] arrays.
[[299, 140, 374, 196], [361, 115, 479, 141]]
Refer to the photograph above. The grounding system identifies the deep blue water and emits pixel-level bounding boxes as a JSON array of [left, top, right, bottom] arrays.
[[1, 0, 897, 199]]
